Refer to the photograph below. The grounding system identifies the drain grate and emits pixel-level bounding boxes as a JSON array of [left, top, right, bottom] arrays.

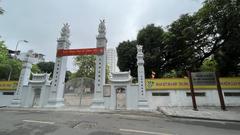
[[72, 121, 97, 129]]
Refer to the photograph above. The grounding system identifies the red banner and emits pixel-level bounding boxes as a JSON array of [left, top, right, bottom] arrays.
[[57, 47, 104, 57]]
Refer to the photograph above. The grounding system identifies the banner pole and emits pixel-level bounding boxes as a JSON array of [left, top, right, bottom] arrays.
[[188, 71, 198, 111], [215, 72, 226, 111]]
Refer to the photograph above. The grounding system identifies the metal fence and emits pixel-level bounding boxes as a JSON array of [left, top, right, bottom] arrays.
[[64, 77, 94, 107]]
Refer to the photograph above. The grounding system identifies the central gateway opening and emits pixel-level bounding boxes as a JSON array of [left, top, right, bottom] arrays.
[[64, 77, 94, 107]]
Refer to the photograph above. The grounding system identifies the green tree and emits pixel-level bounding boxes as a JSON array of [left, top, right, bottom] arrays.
[[165, 0, 240, 76], [0, 41, 22, 80], [73, 55, 96, 79], [137, 24, 166, 78], [0, 40, 8, 63], [72, 55, 110, 81], [31, 64, 41, 73], [163, 70, 177, 78], [214, 42, 240, 76], [165, 14, 197, 75], [116, 40, 137, 77], [65, 70, 72, 82], [0, 64, 11, 80], [116, 0, 240, 77], [6, 59, 22, 80], [192, 0, 240, 66], [0, 60, 22, 81], [200, 58, 218, 72], [37, 61, 55, 75]]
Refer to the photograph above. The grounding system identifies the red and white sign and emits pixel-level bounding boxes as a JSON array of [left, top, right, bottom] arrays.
[[57, 47, 104, 57]]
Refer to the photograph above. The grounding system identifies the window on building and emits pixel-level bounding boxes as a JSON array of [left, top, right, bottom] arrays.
[[152, 92, 170, 96], [186, 92, 206, 97], [3, 92, 14, 95], [224, 92, 240, 97]]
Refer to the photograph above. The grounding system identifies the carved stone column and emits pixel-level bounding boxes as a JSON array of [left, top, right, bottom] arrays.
[[91, 20, 107, 109], [11, 50, 34, 107], [47, 23, 70, 107], [137, 45, 149, 110]]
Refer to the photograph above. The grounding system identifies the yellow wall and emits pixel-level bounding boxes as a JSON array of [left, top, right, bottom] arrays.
[[0, 81, 18, 90], [145, 78, 240, 90], [2, 77, 240, 91]]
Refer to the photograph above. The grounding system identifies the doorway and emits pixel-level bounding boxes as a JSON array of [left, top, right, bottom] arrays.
[[33, 88, 41, 107], [116, 87, 126, 110]]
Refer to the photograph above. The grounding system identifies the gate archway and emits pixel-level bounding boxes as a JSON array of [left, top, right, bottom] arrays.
[[47, 20, 107, 108]]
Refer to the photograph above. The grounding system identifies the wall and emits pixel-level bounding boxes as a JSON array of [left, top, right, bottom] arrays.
[[126, 85, 138, 110], [0, 91, 15, 106], [104, 83, 139, 110], [21, 85, 51, 107], [147, 89, 240, 110]]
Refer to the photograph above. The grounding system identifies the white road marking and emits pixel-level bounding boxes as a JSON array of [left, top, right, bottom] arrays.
[[120, 128, 174, 135], [22, 120, 55, 125]]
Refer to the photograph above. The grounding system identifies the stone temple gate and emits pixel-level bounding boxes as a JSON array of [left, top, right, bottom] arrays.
[[48, 20, 107, 108], [11, 20, 149, 110]]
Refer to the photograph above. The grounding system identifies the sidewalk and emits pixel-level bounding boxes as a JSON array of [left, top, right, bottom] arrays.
[[0, 106, 161, 117], [158, 106, 240, 122], [2, 106, 240, 122], [0, 106, 111, 113]]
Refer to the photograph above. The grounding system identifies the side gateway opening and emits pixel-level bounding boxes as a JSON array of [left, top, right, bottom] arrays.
[[33, 88, 41, 107], [116, 87, 126, 110]]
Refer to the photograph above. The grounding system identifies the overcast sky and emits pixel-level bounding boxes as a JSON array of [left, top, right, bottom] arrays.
[[0, 0, 204, 71]]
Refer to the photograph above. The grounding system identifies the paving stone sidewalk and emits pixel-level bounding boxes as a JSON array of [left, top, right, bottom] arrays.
[[158, 106, 240, 122]]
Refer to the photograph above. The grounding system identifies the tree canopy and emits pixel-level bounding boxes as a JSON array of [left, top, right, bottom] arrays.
[[117, 40, 137, 77], [0, 41, 22, 80], [116, 0, 240, 78], [37, 61, 55, 76], [71, 55, 110, 82], [72, 55, 96, 79], [137, 24, 166, 78], [0, 41, 8, 61]]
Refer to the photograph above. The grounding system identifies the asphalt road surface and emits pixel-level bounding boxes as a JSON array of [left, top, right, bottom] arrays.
[[0, 110, 240, 135]]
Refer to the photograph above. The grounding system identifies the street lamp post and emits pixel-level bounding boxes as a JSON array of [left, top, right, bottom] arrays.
[[14, 40, 29, 58]]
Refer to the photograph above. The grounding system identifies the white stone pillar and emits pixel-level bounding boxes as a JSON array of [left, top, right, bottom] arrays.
[[137, 45, 149, 110], [91, 20, 107, 109], [47, 23, 70, 107], [11, 51, 34, 107]]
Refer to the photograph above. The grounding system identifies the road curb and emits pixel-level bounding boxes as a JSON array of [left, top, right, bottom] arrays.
[[0, 107, 110, 113], [158, 107, 240, 123], [169, 115, 240, 123], [0, 107, 164, 118]]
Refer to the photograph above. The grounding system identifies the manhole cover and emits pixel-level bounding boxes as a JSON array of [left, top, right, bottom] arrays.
[[72, 121, 97, 129], [89, 131, 121, 135]]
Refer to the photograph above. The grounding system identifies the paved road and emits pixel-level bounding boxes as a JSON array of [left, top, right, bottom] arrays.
[[0, 110, 240, 135]]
